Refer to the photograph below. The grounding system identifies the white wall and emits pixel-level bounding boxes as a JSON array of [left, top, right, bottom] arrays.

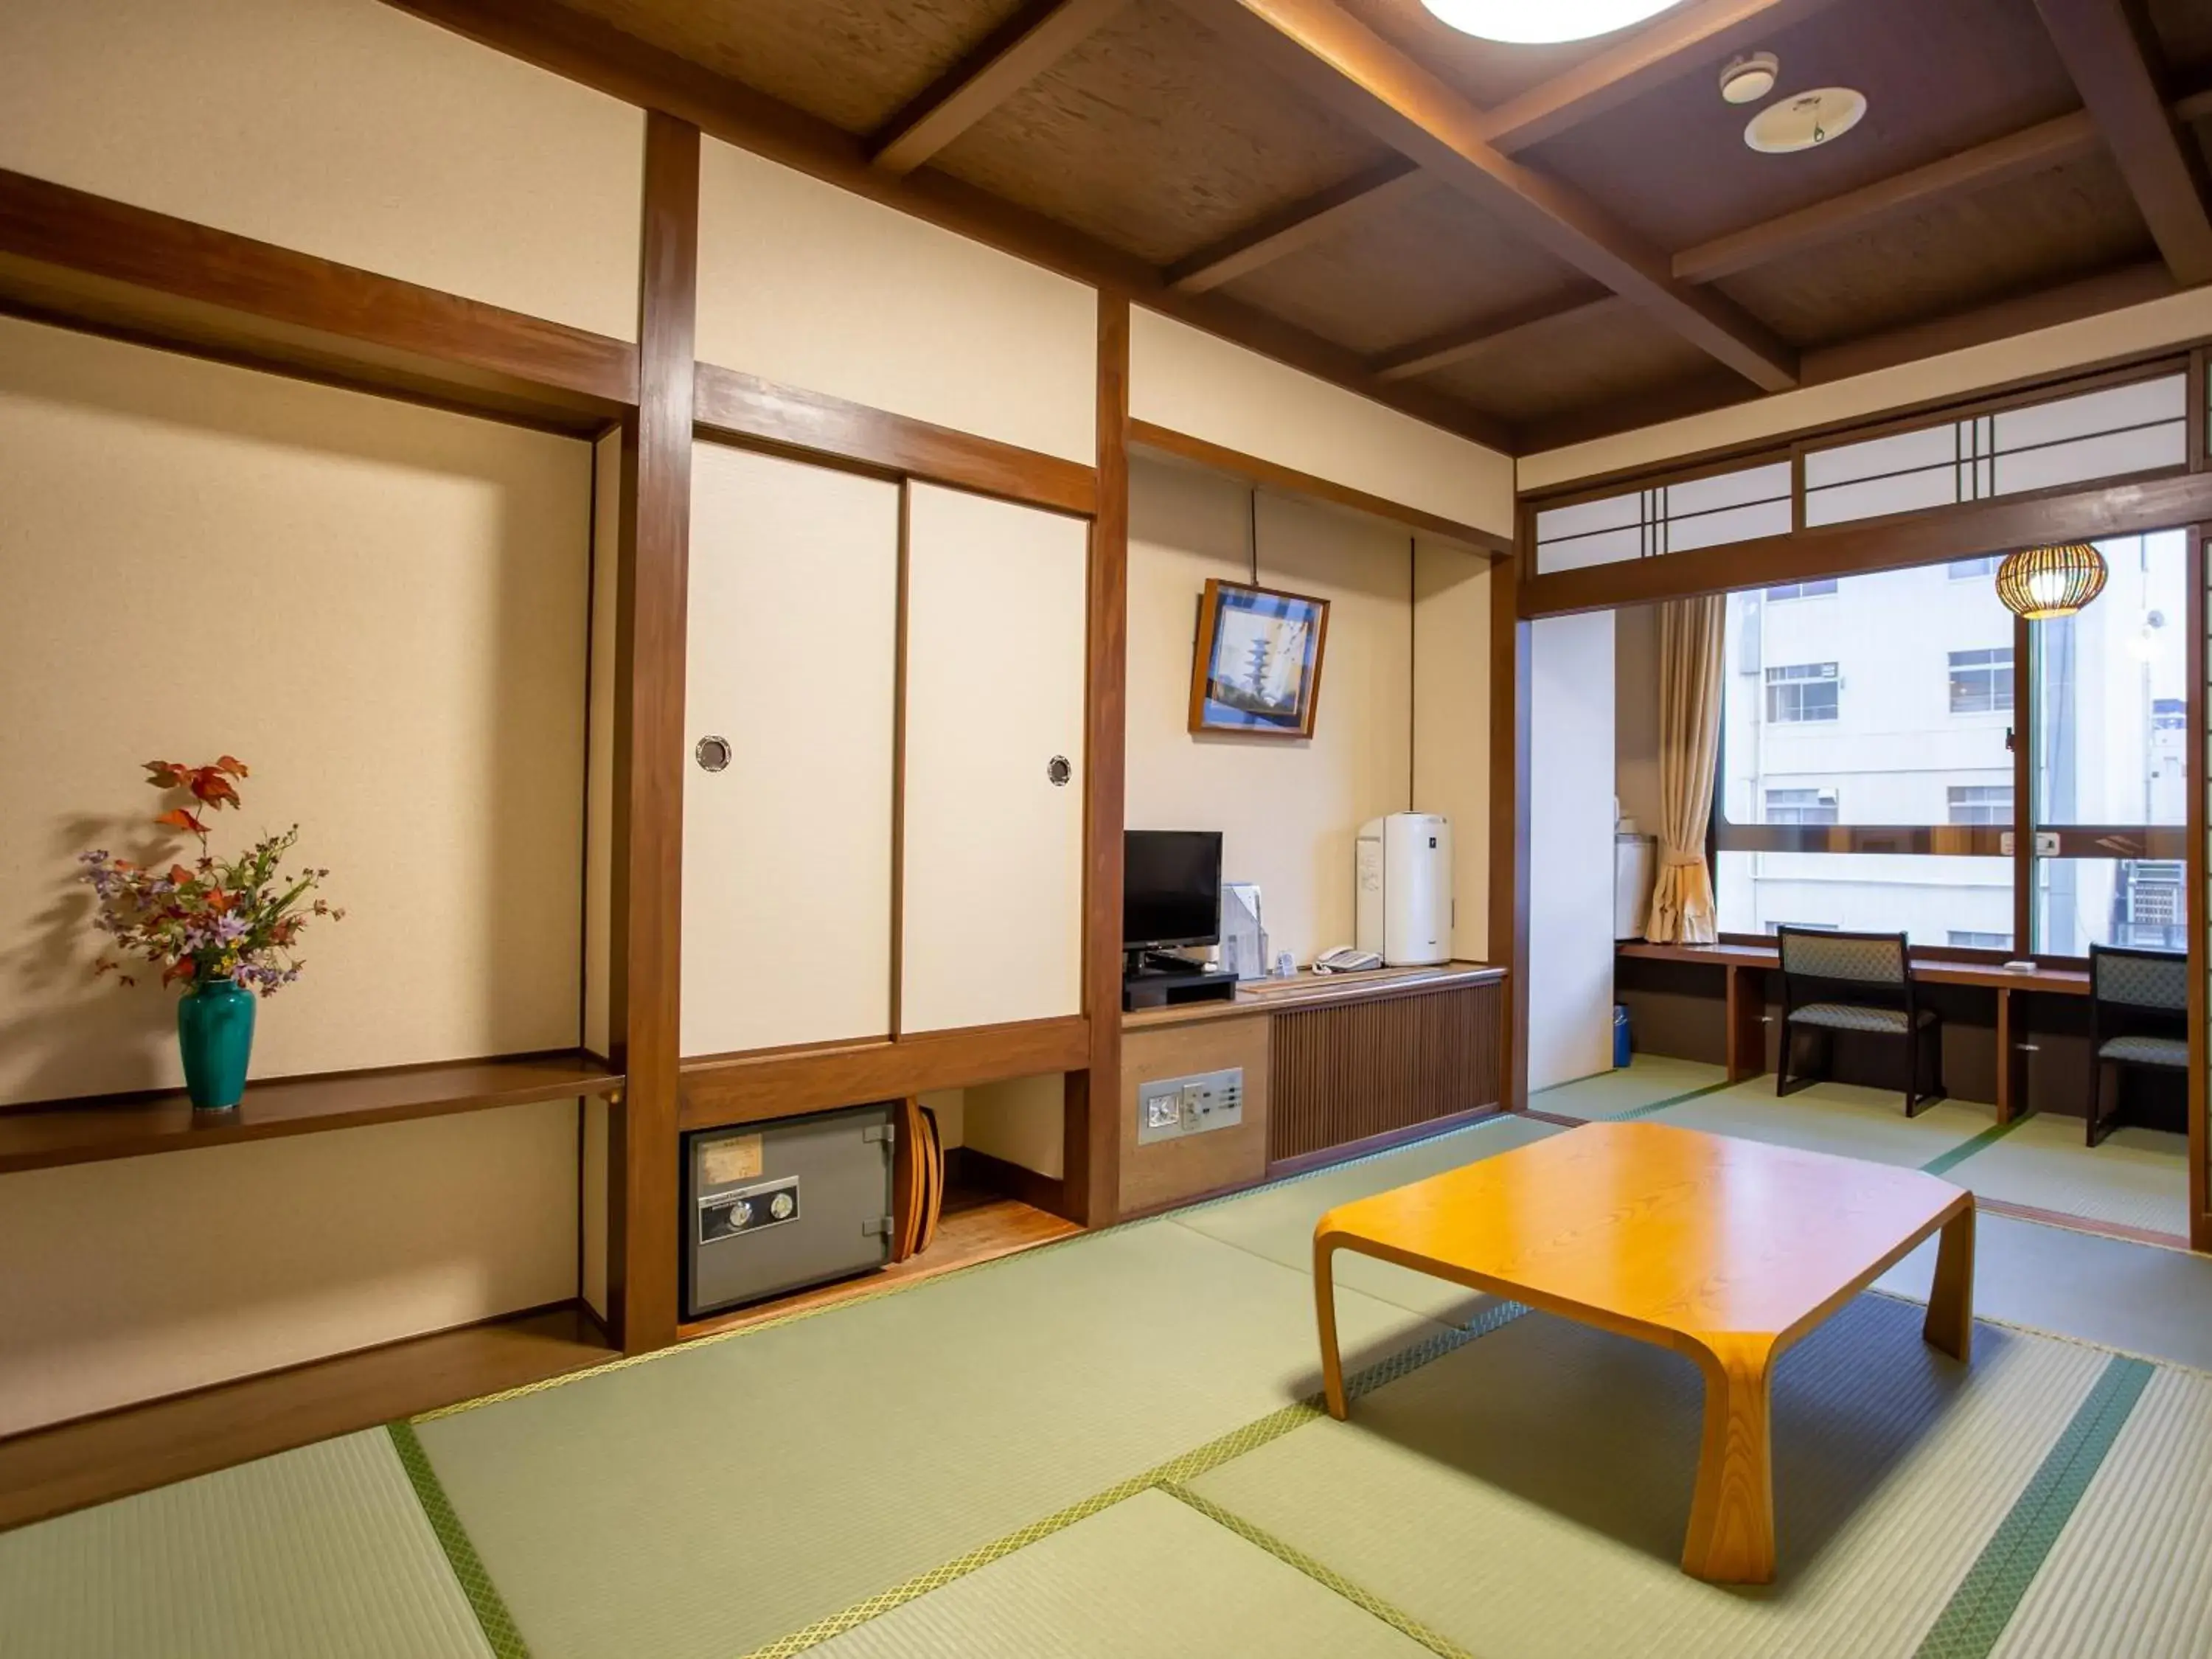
[[1126, 459, 1418, 968], [0, 0, 643, 340], [1528, 611, 1618, 1091], [1130, 309, 1515, 538], [697, 139, 1097, 463], [1521, 285, 2212, 491]]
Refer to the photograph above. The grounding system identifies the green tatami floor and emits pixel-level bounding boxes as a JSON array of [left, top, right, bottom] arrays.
[[1538, 1055, 2194, 1239], [7, 1074, 2212, 1659]]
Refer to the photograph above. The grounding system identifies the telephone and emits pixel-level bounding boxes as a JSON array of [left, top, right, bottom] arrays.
[[1312, 946, 1385, 973]]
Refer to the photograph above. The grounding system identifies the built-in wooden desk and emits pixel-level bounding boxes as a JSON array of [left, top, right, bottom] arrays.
[[1119, 962, 1507, 1215], [1617, 941, 2088, 1122]]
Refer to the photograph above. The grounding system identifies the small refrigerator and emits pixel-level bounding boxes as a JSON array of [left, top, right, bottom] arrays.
[[1615, 833, 1656, 941], [683, 1102, 897, 1321]]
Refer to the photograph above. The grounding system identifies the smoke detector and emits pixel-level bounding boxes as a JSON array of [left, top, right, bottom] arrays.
[[1719, 52, 1778, 105], [1745, 87, 1868, 153]]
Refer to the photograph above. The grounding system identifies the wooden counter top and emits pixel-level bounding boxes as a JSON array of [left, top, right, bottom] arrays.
[[1122, 961, 1506, 1030]]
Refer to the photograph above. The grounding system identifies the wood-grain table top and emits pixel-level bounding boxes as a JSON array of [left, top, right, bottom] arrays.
[[1317, 1121, 1970, 1352]]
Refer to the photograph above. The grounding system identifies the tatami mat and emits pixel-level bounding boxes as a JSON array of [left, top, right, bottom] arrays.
[[0, 1430, 493, 1659], [804, 1486, 1437, 1659], [1172, 1113, 1564, 1321], [1989, 1367, 2212, 1658], [412, 1220, 1453, 1659], [1646, 1077, 1994, 1166], [1531, 1054, 1728, 1119], [1876, 1212, 2212, 1374], [1943, 1116, 2190, 1238], [1189, 1294, 2102, 1659]]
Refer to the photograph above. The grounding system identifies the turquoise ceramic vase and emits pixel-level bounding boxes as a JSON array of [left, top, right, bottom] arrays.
[[178, 975, 256, 1110]]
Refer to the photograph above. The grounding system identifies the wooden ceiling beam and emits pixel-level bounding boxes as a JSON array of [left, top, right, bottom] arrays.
[[1478, 0, 1845, 156], [869, 0, 1131, 176], [1166, 159, 1427, 292], [2032, 0, 2212, 285], [1673, 111, 2104, 282], [1371, 291, 1618, 382], [1176, 0, 1798, 391]]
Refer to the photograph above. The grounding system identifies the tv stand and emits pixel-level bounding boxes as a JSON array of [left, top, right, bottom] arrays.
[[1123, 953, 1238, 1012]]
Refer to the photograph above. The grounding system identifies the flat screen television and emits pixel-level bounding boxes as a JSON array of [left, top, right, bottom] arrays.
[[1124, 830, 1222, 953]]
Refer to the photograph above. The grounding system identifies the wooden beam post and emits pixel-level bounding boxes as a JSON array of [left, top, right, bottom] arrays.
[[2034, 0, 2212, 286], [869, 0, 1130, 175], [1489, 521, 1531, 1110], [2185, 523, 2208, 1251], [607, 112, 698, 1354], [1065, 292, 1131, 1225]]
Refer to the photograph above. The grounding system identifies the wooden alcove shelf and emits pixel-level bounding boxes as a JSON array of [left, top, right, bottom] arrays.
[[0, 1051, 625, 1175]]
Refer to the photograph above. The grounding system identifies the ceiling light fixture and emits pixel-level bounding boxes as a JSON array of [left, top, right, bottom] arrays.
[[1745, 87, 1868, 154], [1419, 1, 1688, 46], [1994, 543, 2109, 619], [1719, 52, 1779, 105]]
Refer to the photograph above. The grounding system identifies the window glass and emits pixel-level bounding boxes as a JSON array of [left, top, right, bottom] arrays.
[[1947, 929, 2013, 950], [2036, 858, 2186, 954], [2033, 530, 2189, 827], [1947, 785, 2011, 824], [1723, 566, 2014, 826], [1765, 787, 1838, 824], [1765, 580, 1837, 600], [1947, 556, 2001, 579], [1717, 851, 2011, 944]]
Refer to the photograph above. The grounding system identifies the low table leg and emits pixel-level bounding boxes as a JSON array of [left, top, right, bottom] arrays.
[[1315, 1238, 1349, 1421], [1924, 1203, 1975, 1363], [1682, 1338, 1776, 1585]]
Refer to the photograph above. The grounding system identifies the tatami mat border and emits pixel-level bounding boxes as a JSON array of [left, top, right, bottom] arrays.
[[389, 1419, 533, 1659]]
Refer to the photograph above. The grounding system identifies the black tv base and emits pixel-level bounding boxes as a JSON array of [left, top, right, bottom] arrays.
[[1122, 953, 1239, 1012]]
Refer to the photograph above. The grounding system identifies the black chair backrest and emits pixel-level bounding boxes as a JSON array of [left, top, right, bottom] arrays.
[[1776, 926, 1909, 988], [2090, 945, 2187, 1013]]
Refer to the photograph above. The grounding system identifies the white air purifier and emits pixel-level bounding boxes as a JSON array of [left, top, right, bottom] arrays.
[[1355, 813, 1452, 967]]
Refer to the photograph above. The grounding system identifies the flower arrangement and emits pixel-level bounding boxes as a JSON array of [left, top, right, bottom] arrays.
[[80, 757, 342, 995]]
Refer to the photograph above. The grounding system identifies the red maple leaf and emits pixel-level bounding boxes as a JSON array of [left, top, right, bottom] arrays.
[[155, 807, 209, 837]]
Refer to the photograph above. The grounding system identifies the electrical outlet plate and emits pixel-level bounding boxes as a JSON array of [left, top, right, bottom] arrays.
[[1136, 1068, 1245, 1146]]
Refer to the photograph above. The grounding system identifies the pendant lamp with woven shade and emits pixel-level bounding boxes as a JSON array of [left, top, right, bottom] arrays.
[[1994, 542, 2107, 619]]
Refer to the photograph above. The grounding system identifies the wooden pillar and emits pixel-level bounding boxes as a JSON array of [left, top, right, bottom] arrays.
[[2187, 523, 2208, 1251], [607, 112, 698, 1352], [1063, 291, 1130, 1225], [1490, 521, 1531, 1111], [1725, 964, 1767, 1083], [1993, 985, 2026, 1125]]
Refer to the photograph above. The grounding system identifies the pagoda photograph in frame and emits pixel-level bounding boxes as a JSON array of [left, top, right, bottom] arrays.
[[1187, 578, 1330, 738]]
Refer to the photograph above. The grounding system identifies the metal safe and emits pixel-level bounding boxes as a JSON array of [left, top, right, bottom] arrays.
[[683, 1102, 897, 1321]]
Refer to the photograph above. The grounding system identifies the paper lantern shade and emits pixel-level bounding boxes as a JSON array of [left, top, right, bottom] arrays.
[[1994, 543, 2107, 619]]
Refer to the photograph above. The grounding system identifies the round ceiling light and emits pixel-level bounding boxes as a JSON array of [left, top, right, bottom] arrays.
[[1719, 52, 1779, 105], [1745, 87, 1868, 153], [1995, 543, 2109, 619], [1419, 1, 1688, 46]]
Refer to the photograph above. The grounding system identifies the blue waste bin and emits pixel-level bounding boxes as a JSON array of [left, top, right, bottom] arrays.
[[1613, 1004, 1632, 1069]]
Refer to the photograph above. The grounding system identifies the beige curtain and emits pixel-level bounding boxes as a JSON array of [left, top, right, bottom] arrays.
[[1646, 594, 1725, 945]]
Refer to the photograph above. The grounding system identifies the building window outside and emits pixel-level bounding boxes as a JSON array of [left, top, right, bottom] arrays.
[[1765, 662, 1839, 723], [1947, 930, 2013, 950], [1948, 647, 2013, 714], [1947, 556, 2002, 579], [1765, 787, 1839, 824], [1765, 579, 1838, 600], [1947, 785, 2012, 825]]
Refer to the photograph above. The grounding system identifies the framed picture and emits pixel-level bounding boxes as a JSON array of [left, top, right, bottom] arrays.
[[1187, 578, 1331, 738]]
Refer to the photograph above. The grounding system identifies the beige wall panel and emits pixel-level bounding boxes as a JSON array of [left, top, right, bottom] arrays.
[[1528, 612, 1618, 1092], [1126, 459, 1415, 968], [0, 0, 643, 339], [1129, 308, 1515, 538], [580, 1095, 608, 1323], [917, 1088, 967, 1151], [1614, 603, 1664, 835], [697, 141, 1096, 464], [0, 1101, 579, 1437], [962, 1073, 1066, 1180], [584, 431, 621, 1061], [1520, 285, 2212, 490], [0, 318, 588, 1105], [682, 444, 900, 1056], [900, 484, 1089, 1033], [1412, 544, 1492, 961]]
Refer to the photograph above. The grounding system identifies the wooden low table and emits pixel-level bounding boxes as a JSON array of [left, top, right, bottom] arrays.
[[1312, 1121, 1975, 1584]]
